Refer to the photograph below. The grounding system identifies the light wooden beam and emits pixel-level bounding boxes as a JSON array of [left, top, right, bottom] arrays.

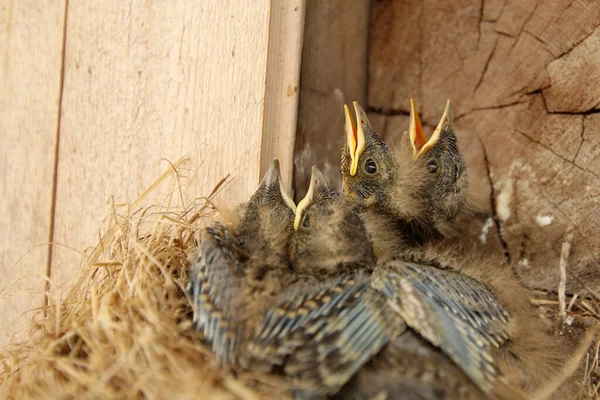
[[260, 0, 305, 193], [0, 1, 305, 344], [0, 1, 66, 347], [49, 1, 305, 284]]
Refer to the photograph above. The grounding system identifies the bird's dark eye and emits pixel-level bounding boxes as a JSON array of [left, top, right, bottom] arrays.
[[301, 213, 311, 229], [427, 160, 438, 174], [365, 159, 377, 174]]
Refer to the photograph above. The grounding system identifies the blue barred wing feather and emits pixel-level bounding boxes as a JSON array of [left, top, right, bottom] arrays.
[[372, 261, 511, 395], [244, 273, 406, 395], [189, 222, 245, 365]]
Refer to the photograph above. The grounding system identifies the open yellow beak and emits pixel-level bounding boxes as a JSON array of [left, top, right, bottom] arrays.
[[344, 102, 368, 176], [294, 166, 327, 230], [409, 99, 452, 160]]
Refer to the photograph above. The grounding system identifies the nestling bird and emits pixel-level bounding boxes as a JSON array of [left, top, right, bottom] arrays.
[[189, 159, 297, 365], [243, 167, 405, 396], [341, 100, 578, 397], [334, 330, 484, 400], [290, 166, 377, 278], [246, 167, 537, 399], [388, 244, 581, 399], [341, 100, 470, 260]]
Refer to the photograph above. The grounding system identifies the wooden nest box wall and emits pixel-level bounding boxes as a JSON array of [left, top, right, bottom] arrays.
[[295, 0, 600, 299], [2, 0, 600, 368]]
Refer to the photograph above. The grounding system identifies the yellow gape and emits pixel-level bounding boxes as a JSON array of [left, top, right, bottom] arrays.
[[409, 99, 453, 160], [344, 102, 367, 176]]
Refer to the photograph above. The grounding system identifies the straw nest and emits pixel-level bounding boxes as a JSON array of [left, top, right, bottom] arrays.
[[0, 161, 289, 400], [1, 160, 599, 399]]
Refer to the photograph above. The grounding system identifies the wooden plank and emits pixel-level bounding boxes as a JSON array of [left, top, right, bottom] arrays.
[[0, 1, 66, 347], [293, 0, 370, 199], [51, 1, 303, 285], [261, 0, 305, 190]]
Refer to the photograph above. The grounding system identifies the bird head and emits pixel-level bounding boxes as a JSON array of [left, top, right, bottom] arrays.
[[401, 99, 468, 235], [341, 100, 468, 244], [236, 159, 296, 264], [341, 102, 396, 210], [291, 166, 376, 276]]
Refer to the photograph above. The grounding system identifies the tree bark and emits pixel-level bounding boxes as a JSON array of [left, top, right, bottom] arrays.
[[369, 0, 600, 294]]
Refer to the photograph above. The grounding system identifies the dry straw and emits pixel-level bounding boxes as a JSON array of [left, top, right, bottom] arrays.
[[0, 159, 288, 400], [0, 158, 598, 399]]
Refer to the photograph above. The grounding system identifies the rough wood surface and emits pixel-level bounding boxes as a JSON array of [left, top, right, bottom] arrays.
[[0, 1, 66, 348], [50, 1, 302, 285], [293, 0, 370, 200], [261, 0, 305, 187], [369, 0, 600, 294], [1, 1, 303, 344]]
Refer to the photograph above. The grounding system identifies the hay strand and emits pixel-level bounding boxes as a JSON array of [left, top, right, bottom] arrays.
[[0, 162, 285, 400], [0, 160, 598, 399]]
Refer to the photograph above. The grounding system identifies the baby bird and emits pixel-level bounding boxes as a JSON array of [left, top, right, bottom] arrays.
[[334, 331, 484, 400], [244, 167, 405, 396], [340, 101, 579, 396], [341, 100, 469, 259], [247, 167, 530, 399], [291, 166, 377, 277], [189, 159, 296, 365], [384, 244, 580, 399]]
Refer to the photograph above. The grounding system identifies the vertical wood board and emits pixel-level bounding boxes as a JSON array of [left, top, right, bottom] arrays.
[[0, 0, 65, 347], [51, 1, 302, 284]]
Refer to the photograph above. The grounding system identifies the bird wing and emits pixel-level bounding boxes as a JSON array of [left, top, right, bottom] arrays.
[[189, 222, 244, 364], [371, 261, 511, 395], [244, 273, 406, 395], [335, 331, 481, 400]]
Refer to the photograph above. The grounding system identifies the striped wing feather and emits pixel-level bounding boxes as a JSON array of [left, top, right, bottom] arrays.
[[372, 261, 511, 395]]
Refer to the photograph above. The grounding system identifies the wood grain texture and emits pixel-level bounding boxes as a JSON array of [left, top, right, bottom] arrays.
[[49, 1, 301, 284], [0, 0, 66, 347], [261, 0, 306, 190], [293, 0, 370, 200], [369, 0, 600, 293]]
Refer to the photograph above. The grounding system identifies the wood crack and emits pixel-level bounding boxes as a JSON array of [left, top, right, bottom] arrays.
[[572, 118, 585, 163], [520, 1, 541, 36], [546, 18, 600, 60], [454, 100, 526, 121], [515, 127, 600, 181], [367, 105, 409, 116], [476, 0, 485, 48], [515, 128, 570, 163], [479, 138, 511, 263], [473, 38, 498, 94], [531, 89, 600, 115], [45, 0, 70, 308]]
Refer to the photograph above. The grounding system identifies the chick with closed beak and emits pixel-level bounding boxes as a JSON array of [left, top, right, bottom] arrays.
[[189, 159, 296, 365]]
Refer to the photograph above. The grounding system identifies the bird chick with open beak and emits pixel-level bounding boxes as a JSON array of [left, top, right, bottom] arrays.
[[341, 100, 469, 260], [189, 159, 297, 366], [246, 167, 535, 399], [341, 101, 579, 397]]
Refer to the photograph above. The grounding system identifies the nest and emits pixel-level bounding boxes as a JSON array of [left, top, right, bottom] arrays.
[[0, 161, 288, 400], [0, 159, 599, 399]]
